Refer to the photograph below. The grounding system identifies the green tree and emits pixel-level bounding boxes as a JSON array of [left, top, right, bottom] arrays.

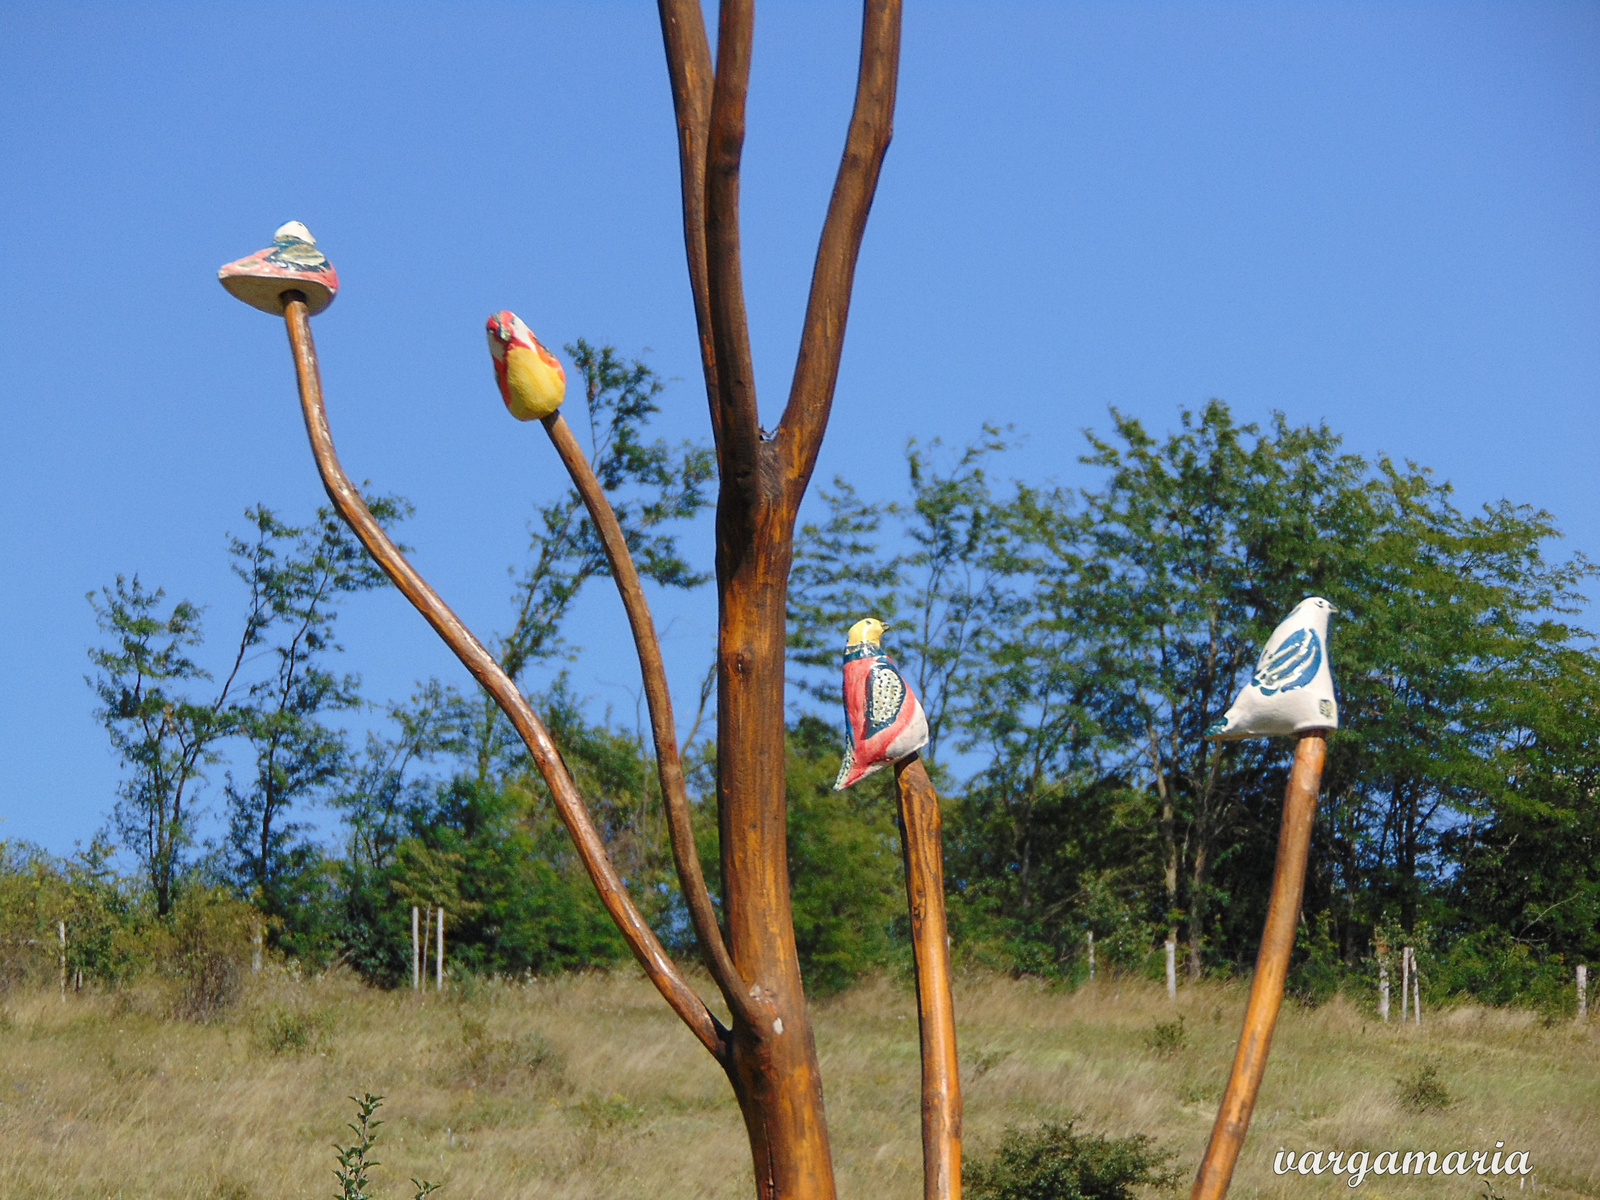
[[222, 500, 406, 949], [88, 576, 247, 915]]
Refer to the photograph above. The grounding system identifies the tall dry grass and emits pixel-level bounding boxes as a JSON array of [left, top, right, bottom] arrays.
[[0, 968, 1595, 1199]]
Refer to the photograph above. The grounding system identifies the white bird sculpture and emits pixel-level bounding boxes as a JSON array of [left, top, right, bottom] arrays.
[[1207, 597, 1339, 740]]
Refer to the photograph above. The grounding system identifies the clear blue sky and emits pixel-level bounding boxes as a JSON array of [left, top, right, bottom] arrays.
[[1, 3, 1596, 858]]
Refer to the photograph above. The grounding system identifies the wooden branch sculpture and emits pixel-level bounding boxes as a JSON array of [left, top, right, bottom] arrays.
[[1192, 598, 1339, 1200], [219, 6, 949, 1200]]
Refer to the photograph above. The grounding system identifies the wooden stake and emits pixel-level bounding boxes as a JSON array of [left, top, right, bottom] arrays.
[[1400, 946, 1410, 1024], [1412, 951, 1421, 1026], [1578, 965, 1588, 1022], [1166, 937, 1178, 1000], [1378, 953, 1389, 1023], [57, 920, 66, 1002], [412, 905, 420, 993], [437, 906, 445, 991], [895, 757, 961, 1200], [252, 920, 263, 973], [1190, 731, 1326, 1200], [1088, 930, 1095, 983]]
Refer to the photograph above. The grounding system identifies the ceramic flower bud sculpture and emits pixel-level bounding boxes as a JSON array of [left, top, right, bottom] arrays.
[[218, 221, 339, 315], [835, 617, 930, 789], [1207, 597, 1339, 739], [486, 310, 566, 420]]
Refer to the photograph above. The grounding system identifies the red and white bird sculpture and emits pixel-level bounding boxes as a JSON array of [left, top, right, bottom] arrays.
[[217, 221, 339, 315], [486, 310, 567, 420], [835, 618, 929, 790]]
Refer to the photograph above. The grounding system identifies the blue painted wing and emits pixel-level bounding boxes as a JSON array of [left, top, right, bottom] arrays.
[[1251, 628, 1322, 696]]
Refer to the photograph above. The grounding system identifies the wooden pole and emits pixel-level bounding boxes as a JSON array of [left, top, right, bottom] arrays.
[[437, 906, 445, 991], [1400, 946, 1410, 1024], [1190, 732, 1326, 1200], [412, 905, 420, 993], [1378, 952, 1389, 1023], [1166, 937, 1178, 1000], [895, 757, 961, 1200], [1088, 930, 1095, 983], [1578, 964, 1588, 1022], [1412, 952, 1421, 1026], [57, 920, 66, 1002], [282, 296, 725, 1056], [252, 920, 263, 973]]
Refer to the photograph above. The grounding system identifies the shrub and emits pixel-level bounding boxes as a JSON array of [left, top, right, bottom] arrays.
[[167, 887, 255, 1022], [1144, 1017, 1187, 1057], [255, 1005, 335, 1055], [966, 1120, 1180, 1200], [1396, 1060, 1451, 1112]]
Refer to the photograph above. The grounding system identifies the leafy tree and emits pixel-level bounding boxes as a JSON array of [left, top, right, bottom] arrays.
[[221, 500, 406, 950], [88, 577, 245, 914]]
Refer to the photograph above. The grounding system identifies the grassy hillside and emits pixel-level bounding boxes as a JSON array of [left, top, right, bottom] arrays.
[[1, 970, 1595, 1199]]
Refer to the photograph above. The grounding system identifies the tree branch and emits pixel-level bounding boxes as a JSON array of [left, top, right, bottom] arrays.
[[656, 0, 721, 445], [281, 296, 730, 1063], [541, 411, 762, 1030], [776, 0, 902, 505], [704, 0, 763, 492]]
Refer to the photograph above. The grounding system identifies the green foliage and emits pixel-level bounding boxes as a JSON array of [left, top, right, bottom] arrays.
[[1396, 1060, 1452, 1112], [783, 717, 904, 994], [255, 1005, 335, 1055], [333, 1093, 384, 1200], [1143, 1016, 1186, 1057], [965, 1120, 1180, 1200]]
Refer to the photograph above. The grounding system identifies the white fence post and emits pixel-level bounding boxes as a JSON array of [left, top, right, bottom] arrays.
[[252, 920, 263, 973], [1378, 953, 1390, 1023], [1087, 930, 1095, 983], [57, 920, 67, 1002], [1165, 937, 1177, 1000], [411, 905, 421, 992], [1578, 964, 1588, 1022], [436, 906, 445, 991]]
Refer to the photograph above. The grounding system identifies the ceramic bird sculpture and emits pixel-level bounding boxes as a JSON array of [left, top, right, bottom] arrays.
[[1207, 597, 1339, 740], [218, 221, 339, 315], [487, 311, 567, 420], [835, 617, 930, 790]]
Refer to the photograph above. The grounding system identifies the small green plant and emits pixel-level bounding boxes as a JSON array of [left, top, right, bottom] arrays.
[[1396, 1060, 1451, 1112], [334, 1093, 384, 1200], [1144, 1016, 1187, 1057], [256, 1006, 333, 1055], [331, 1092, 439, 1200], [576, 1092, 645, 1130], [966, 1120, 1181, 1200], [455, 1015, 558, 1090]]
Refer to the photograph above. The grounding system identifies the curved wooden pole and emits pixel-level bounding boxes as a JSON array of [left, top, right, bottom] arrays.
[[540, 411, 762, 1032], [280, 294, 728, 1062], [1190, 731, 1326, 1200], [895, 756, 962, 1200]]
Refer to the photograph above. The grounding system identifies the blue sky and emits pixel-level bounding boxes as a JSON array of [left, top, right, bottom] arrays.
[[1, 3, 1596, 858]]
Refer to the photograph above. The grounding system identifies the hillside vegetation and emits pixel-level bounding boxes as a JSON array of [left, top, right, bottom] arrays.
[[1, 970, 1595, 1200]]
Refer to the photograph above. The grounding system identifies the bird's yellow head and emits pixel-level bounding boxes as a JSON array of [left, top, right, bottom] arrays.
[[846, 617, 887, 647], [487, 310, 567, 421]]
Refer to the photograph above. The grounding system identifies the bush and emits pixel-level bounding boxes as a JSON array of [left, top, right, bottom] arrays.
[[254, 1005, 335, 1055], [1396, 1060, 1451, 1113], [966, 1120, 1180, 1200], [166, 887, 255, 1022], [1144, 1017, 1187, 1057]]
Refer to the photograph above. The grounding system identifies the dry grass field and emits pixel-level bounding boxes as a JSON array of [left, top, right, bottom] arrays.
[[1, 968, 1595, 1200]]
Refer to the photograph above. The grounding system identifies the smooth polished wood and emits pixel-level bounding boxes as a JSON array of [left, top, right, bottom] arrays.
[[1191, 732, 1327, 1200], [541, 411, 760, 1032], [655, 4, 903, 1198], [896, 756, 962, 1200], [281, 295, 728, 1062]]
